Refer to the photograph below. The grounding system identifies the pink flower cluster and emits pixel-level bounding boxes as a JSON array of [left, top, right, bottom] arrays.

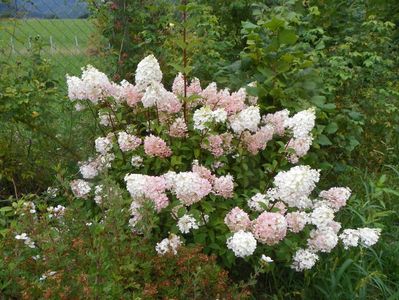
[[319, 187, 351, 211], [224, 207, 251, 232], [251, 212, 287, 245], [144, 135, 172, 158]]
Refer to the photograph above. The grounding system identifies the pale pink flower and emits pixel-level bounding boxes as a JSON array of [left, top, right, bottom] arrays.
[[144, 135, 172, 158], [224, 207, 251, 232], [319, 187, 351, 211], [117, 132, 142, 152], [263, 109, 289, 136], [251, 212, 287, 245], [169, 117, 188, 138], [307, 227, 338, 253], [287, 136, 313, 163], [286, 212, 308, 233], [243, 125, 274, 155], [213, 175, 234, 198], [119, 80, 142, 107], [192, 163, 216, 184]]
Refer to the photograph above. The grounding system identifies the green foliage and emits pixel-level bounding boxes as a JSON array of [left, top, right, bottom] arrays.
[[0, 180, 247, 299]]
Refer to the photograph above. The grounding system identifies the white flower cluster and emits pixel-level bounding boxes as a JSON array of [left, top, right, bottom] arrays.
[[268, 165, 320, 209], [177, 214, 199, 234], [15, 233, 36, 248], [155, 234, 183, 255], [47, 205, 66, 219], [339, 227, 381, 249], [22, 201, 36, 214], [285, 108, 316, 139], [79, 159, 99, 179], [95, 136, 113, 154], [226, 230, 257, 258], [193, 106, 227, 131], [229, 106, 261, 133], [135, 54, 163, 90], [291, 248, 319, 271], [247, 193, 269, 212], [70, 179, 91, 198]]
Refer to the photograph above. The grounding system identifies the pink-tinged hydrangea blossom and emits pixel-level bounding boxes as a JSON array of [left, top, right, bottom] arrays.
[[285, 108, 316, 139], [319, 187, 351, 211], [307, 227, 338, 253], [166, 172, 212, 206], [169, 117, 188, 138], [156, 234, 183, 255], [251, 212, 287, 245], [192, 163, 216, 184], [172, 73, 202, 97], [271, 201, 287, 215], [286, 211, 308, 233], [286, 136, 313, 163], [226, 230, 257, 258], [291, 249, 319, 271], [124, 174, 169, 212], [200, 82, 219, 106], [339, 229, 360, 249], [229, 106, 261, 133], [117, 132, 142, 152], [242, 125, 274, 155], [358, 227, 381, 247], [119, 80, 142, 107], [79, 159, 99, 179], [203, 135, 223, 157], [218, 88, 246, 115], [70, 179, 91, 198], [268, 166, 320, 209], [177, 214, 199, 234], [157, 89, 182, 114], [224, 207, 251, 232], [95, 136, 113, 154], [263, 109, 290, 136], [213, 175, 234, 198], [135, 54, 162, 90], [144, 135, 172, 158]]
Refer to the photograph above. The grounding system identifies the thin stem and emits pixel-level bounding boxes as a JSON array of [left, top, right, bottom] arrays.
[[182, 0, 188, 123]]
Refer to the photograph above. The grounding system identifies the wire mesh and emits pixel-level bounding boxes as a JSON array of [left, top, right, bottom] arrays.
[[0, 0, 98, 76]]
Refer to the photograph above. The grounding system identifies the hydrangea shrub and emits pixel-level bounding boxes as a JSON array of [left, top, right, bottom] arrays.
[[66, 55, 381, 271]]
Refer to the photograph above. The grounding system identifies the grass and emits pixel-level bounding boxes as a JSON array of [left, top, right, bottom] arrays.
[[0, 18, 100, 76]]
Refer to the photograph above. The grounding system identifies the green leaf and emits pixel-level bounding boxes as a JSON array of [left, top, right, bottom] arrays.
[[316, 134, 332, 146], [325, 122, 339, 134], [278, 29, 298, 45]]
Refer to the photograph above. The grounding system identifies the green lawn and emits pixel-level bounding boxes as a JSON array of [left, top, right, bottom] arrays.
[[0, 19, 99, 76]]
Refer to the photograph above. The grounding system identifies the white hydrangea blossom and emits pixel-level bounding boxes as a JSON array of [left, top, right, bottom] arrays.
[[226, 230, 257, 258], [291, 249, 319, 271], [177, 214, 199, 234], [155, 234, 182, 256], [229, 106, 261, 133], [135, 54, 162, 90], [268, 166, 320, 209], [98, 112, 115, 127], [79, 159, 99, 179], [247, 193, 270, 212], [141, 82, 161, 108], [95, 136, 113, 154], [131, 155, 143, 168], [124, 174, 148, 200], [70, 179, 91, 198], [310, 204, 335, 228], [94, 185, 104, 205], [307, 227, 338, 253], [358, 227, 381, 247], [339, 229, 360, 249], [285, 108, 316, 138], [193, 106, 227, 131]]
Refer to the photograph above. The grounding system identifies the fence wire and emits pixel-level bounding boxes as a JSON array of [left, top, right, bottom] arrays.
[[0, 0, 99, 75]]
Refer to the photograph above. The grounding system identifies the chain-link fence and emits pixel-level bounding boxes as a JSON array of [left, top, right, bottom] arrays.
[[0, 0, 102, 76]]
